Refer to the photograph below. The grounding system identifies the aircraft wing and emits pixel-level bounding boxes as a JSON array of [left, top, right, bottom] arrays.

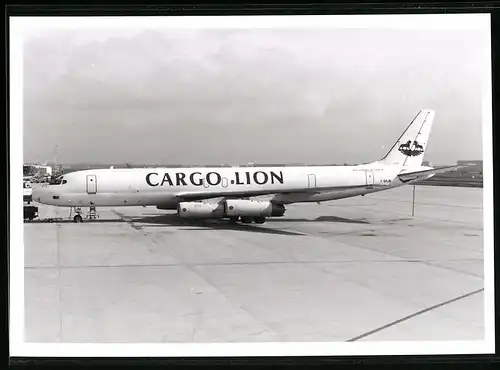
[[397, 165, 467, 183], [175, 184, 368, 202]]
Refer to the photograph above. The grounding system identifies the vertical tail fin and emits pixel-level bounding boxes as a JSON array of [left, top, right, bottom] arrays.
[[378, 109, 435, 167]]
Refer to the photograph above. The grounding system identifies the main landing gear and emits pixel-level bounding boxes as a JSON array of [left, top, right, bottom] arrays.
[[228, 216, 266, 224]]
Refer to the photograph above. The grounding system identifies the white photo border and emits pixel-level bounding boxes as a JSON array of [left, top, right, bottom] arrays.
[[9, 13, 495, 357]]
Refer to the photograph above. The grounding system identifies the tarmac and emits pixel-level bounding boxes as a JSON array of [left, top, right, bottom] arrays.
[[23, 185, 485, 343]]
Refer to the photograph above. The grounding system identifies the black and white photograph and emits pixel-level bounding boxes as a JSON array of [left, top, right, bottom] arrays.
[[10, 13, 494, 357]]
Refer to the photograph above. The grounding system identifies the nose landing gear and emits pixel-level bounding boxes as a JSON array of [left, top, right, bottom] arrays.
[[69, 207, 83, 222], [69, 206, 99, 222]]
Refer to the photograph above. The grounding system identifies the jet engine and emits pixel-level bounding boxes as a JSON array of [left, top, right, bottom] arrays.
[[224, 199, 285, 217], [177, 201, 224, 218]]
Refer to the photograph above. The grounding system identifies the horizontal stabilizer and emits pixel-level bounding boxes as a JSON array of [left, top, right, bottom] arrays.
[[397, 165, 468, 183]]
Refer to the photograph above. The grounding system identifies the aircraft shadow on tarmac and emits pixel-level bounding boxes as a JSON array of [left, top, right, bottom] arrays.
[[26, 214, 370, 236], [131, 214, 372, 235], [26, 214, 304, 236], [131, 214, 306, 236], [266, 216, 371, 224], [139, 213, 370, 224]]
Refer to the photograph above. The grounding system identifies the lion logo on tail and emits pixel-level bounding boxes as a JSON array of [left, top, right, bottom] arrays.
[[398, 140, 424, 156]]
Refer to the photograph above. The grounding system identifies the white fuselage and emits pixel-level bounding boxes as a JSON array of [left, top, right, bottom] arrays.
[[32, 164, 432, 209]]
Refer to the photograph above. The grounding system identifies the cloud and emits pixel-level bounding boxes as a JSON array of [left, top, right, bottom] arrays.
[[23, 27, 487, 164]]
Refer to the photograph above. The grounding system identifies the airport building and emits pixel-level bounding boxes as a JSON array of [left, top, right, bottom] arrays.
[[457, 160, 483, 174], [23, 164, 53, 181], [416, 159, 483, 187], [23, 164, 52, 177]]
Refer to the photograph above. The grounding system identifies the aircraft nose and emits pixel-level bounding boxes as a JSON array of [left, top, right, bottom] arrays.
[[32, 186, 51, 204], [32, 188, 43, 203]]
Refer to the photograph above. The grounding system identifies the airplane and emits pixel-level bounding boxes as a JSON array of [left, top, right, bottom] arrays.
[[32, 109, 465, 224]]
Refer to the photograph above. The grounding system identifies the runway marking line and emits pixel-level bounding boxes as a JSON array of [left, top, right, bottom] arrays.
[[346, 287, 484, 342]]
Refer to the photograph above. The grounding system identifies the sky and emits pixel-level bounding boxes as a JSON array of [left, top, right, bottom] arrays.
[[22, 20, 490, 165]]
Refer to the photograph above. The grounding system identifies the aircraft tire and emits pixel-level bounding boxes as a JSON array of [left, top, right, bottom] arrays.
[[228, 216, 239, 223], [73, 214, 83, 223], [254, 217, 266, 224], [240, 216, 253, 224]]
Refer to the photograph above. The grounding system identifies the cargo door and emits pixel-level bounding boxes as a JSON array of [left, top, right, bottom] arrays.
[[86, 175, 97, 194]]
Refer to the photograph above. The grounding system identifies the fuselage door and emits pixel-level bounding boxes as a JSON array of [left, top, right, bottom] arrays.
[[86, 175, 97, 194], [365, 171, 375, 186], [308, 174, 316, 188]]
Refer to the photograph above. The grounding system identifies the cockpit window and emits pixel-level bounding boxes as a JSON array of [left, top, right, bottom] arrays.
[[50, 176, 64, 185], [62, 180, 67, 185]]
